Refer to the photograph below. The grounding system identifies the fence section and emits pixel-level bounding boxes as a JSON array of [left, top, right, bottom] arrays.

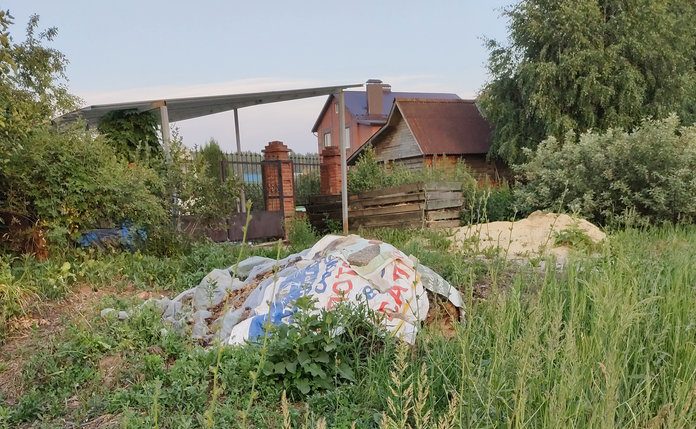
[[306, 181, 463, 231], [290, 153, 320, 206]]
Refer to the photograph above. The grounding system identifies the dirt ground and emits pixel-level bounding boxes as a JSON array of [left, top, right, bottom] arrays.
[[451, 211, 606, 264]]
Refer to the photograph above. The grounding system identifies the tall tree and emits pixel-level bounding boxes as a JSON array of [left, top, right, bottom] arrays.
[[480, 0, 696, 164]]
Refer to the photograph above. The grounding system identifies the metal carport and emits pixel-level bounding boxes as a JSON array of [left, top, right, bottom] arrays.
[[54, 83, 361, 233]]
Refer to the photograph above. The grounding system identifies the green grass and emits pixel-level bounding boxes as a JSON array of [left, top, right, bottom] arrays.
[[1, 226, 694, 428]]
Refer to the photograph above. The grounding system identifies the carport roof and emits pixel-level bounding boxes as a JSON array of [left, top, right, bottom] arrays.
[[54, 83, 363, 127]]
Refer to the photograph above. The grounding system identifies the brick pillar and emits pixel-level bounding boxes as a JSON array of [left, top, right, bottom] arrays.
[[320, 146, 342, 195], [262, 141, 295, 220]]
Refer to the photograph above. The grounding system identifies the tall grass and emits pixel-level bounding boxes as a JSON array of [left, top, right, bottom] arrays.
[[396, 225, 696, 428], [2, 226, 694, 428]]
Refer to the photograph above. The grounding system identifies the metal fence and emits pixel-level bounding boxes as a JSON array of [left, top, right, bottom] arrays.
[[223, 152, 320, 210]]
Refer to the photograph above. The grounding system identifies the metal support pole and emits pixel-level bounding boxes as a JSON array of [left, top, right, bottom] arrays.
[[338, 90, 348, 235], [234, 108, 247, 213], [159, 104, 178, 230], [159, 104, 172, 161]]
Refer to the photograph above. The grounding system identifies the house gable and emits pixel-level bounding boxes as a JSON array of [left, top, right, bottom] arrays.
[[371, 108, 423, 163]]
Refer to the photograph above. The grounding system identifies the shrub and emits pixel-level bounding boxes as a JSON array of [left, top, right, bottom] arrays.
[[161, 132, 239, 233], [515, 115, 696, 225], [2, 126, 167, 244], [97, 110, 162, 162], [286, 216, 318, 252], [197, 139, 228, 181]]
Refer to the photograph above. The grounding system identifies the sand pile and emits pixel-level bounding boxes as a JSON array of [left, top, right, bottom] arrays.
[[451, 211, 605, 263]]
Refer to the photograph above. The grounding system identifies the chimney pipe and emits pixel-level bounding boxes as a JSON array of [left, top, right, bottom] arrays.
[[366, 79, 384, 116]]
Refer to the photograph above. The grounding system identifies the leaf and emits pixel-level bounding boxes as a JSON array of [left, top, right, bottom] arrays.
[[285, 360, 297, 374], [298, 350, 310, 366], [337, 362, 355, 382], [295, 378, 311, 395], [274, 361, 286, 374], [315, 351, 330, 364], [307, 363, 326, 379]]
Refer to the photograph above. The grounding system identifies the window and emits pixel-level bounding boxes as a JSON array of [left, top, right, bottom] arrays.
[[323, 132, 331, 147], [344, 127, 350, 149]]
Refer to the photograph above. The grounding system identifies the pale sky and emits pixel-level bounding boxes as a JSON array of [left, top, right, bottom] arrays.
[[6, 0, 513, 153]]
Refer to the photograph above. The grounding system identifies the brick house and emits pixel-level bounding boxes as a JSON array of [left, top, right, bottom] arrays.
[[346, 97, 505, 182], [311, 79, 460, 160]]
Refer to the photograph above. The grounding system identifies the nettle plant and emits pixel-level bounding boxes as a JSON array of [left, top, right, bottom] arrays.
[[259, 296, 388, 398]]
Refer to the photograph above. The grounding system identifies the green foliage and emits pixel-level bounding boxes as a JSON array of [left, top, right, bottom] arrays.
[[347, 145, 384, 194], [0, 12, 79, 206], [260, 297, 385, 398], [286, 216, 318, 253], [348, 146, 477, 196], [97, 110, 162, 162], [2, 126, 167, 242], [3, 226, 696, 427], [462, 182, 519, 224], [197, 138, 228, 181], [243, 183, 264, 211], [295, 170, 320, 205], [553, 225, 599, 252], [481, 0, 696, 164], [162, 132, 240, 232], [515, 115, 696, 225], [0, 12, 78, 142]]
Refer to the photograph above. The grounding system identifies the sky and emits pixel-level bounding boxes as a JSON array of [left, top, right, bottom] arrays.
[[5, 0, 513, 153]]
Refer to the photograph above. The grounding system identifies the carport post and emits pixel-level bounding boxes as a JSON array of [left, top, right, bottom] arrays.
[[338, 90, 348, 234], [159, 104, 171, 161], [233, 108, 247, 213], [158, 103, 178, 230]]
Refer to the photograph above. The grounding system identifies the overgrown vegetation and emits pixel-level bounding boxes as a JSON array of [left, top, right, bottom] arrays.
[[348, 146, 477, 196], [97, 110, 162, 162], [481, 0, 696, 163], [515, 115, 696, 226], [1, 226, 694, 428]]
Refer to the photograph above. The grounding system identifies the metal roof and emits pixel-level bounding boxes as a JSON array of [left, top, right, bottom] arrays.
[[55, 83, 363, 127], [311, 90, 460, 132], [347, 98, 491, 164]]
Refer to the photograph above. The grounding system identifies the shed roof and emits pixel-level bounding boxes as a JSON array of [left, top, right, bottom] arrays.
[[55, 84, 363, 127], [348, 98, 491, 163], [311, 91, 460, 132]]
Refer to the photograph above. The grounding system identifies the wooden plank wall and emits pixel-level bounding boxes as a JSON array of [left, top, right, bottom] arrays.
[[305, 181, 463, 232]]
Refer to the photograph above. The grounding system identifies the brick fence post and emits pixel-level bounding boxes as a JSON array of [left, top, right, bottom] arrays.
[[262, 141, 295, 223], [320, 146, 342, 195]]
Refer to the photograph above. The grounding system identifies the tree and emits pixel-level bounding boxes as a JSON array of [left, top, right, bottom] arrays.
[[1, 11, 80, 208], [0, 11, 78, 141], [197, 138, 228, 181], [480, 0, 696, 164]]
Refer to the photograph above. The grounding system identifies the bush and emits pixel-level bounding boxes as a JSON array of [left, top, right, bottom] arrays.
[[2, 126, 167, 244], [515, 115, 696, 225], [286, 216, 318, 252]]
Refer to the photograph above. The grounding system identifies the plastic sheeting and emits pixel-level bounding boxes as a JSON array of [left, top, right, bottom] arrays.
[[154, 234, 464, 345]]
